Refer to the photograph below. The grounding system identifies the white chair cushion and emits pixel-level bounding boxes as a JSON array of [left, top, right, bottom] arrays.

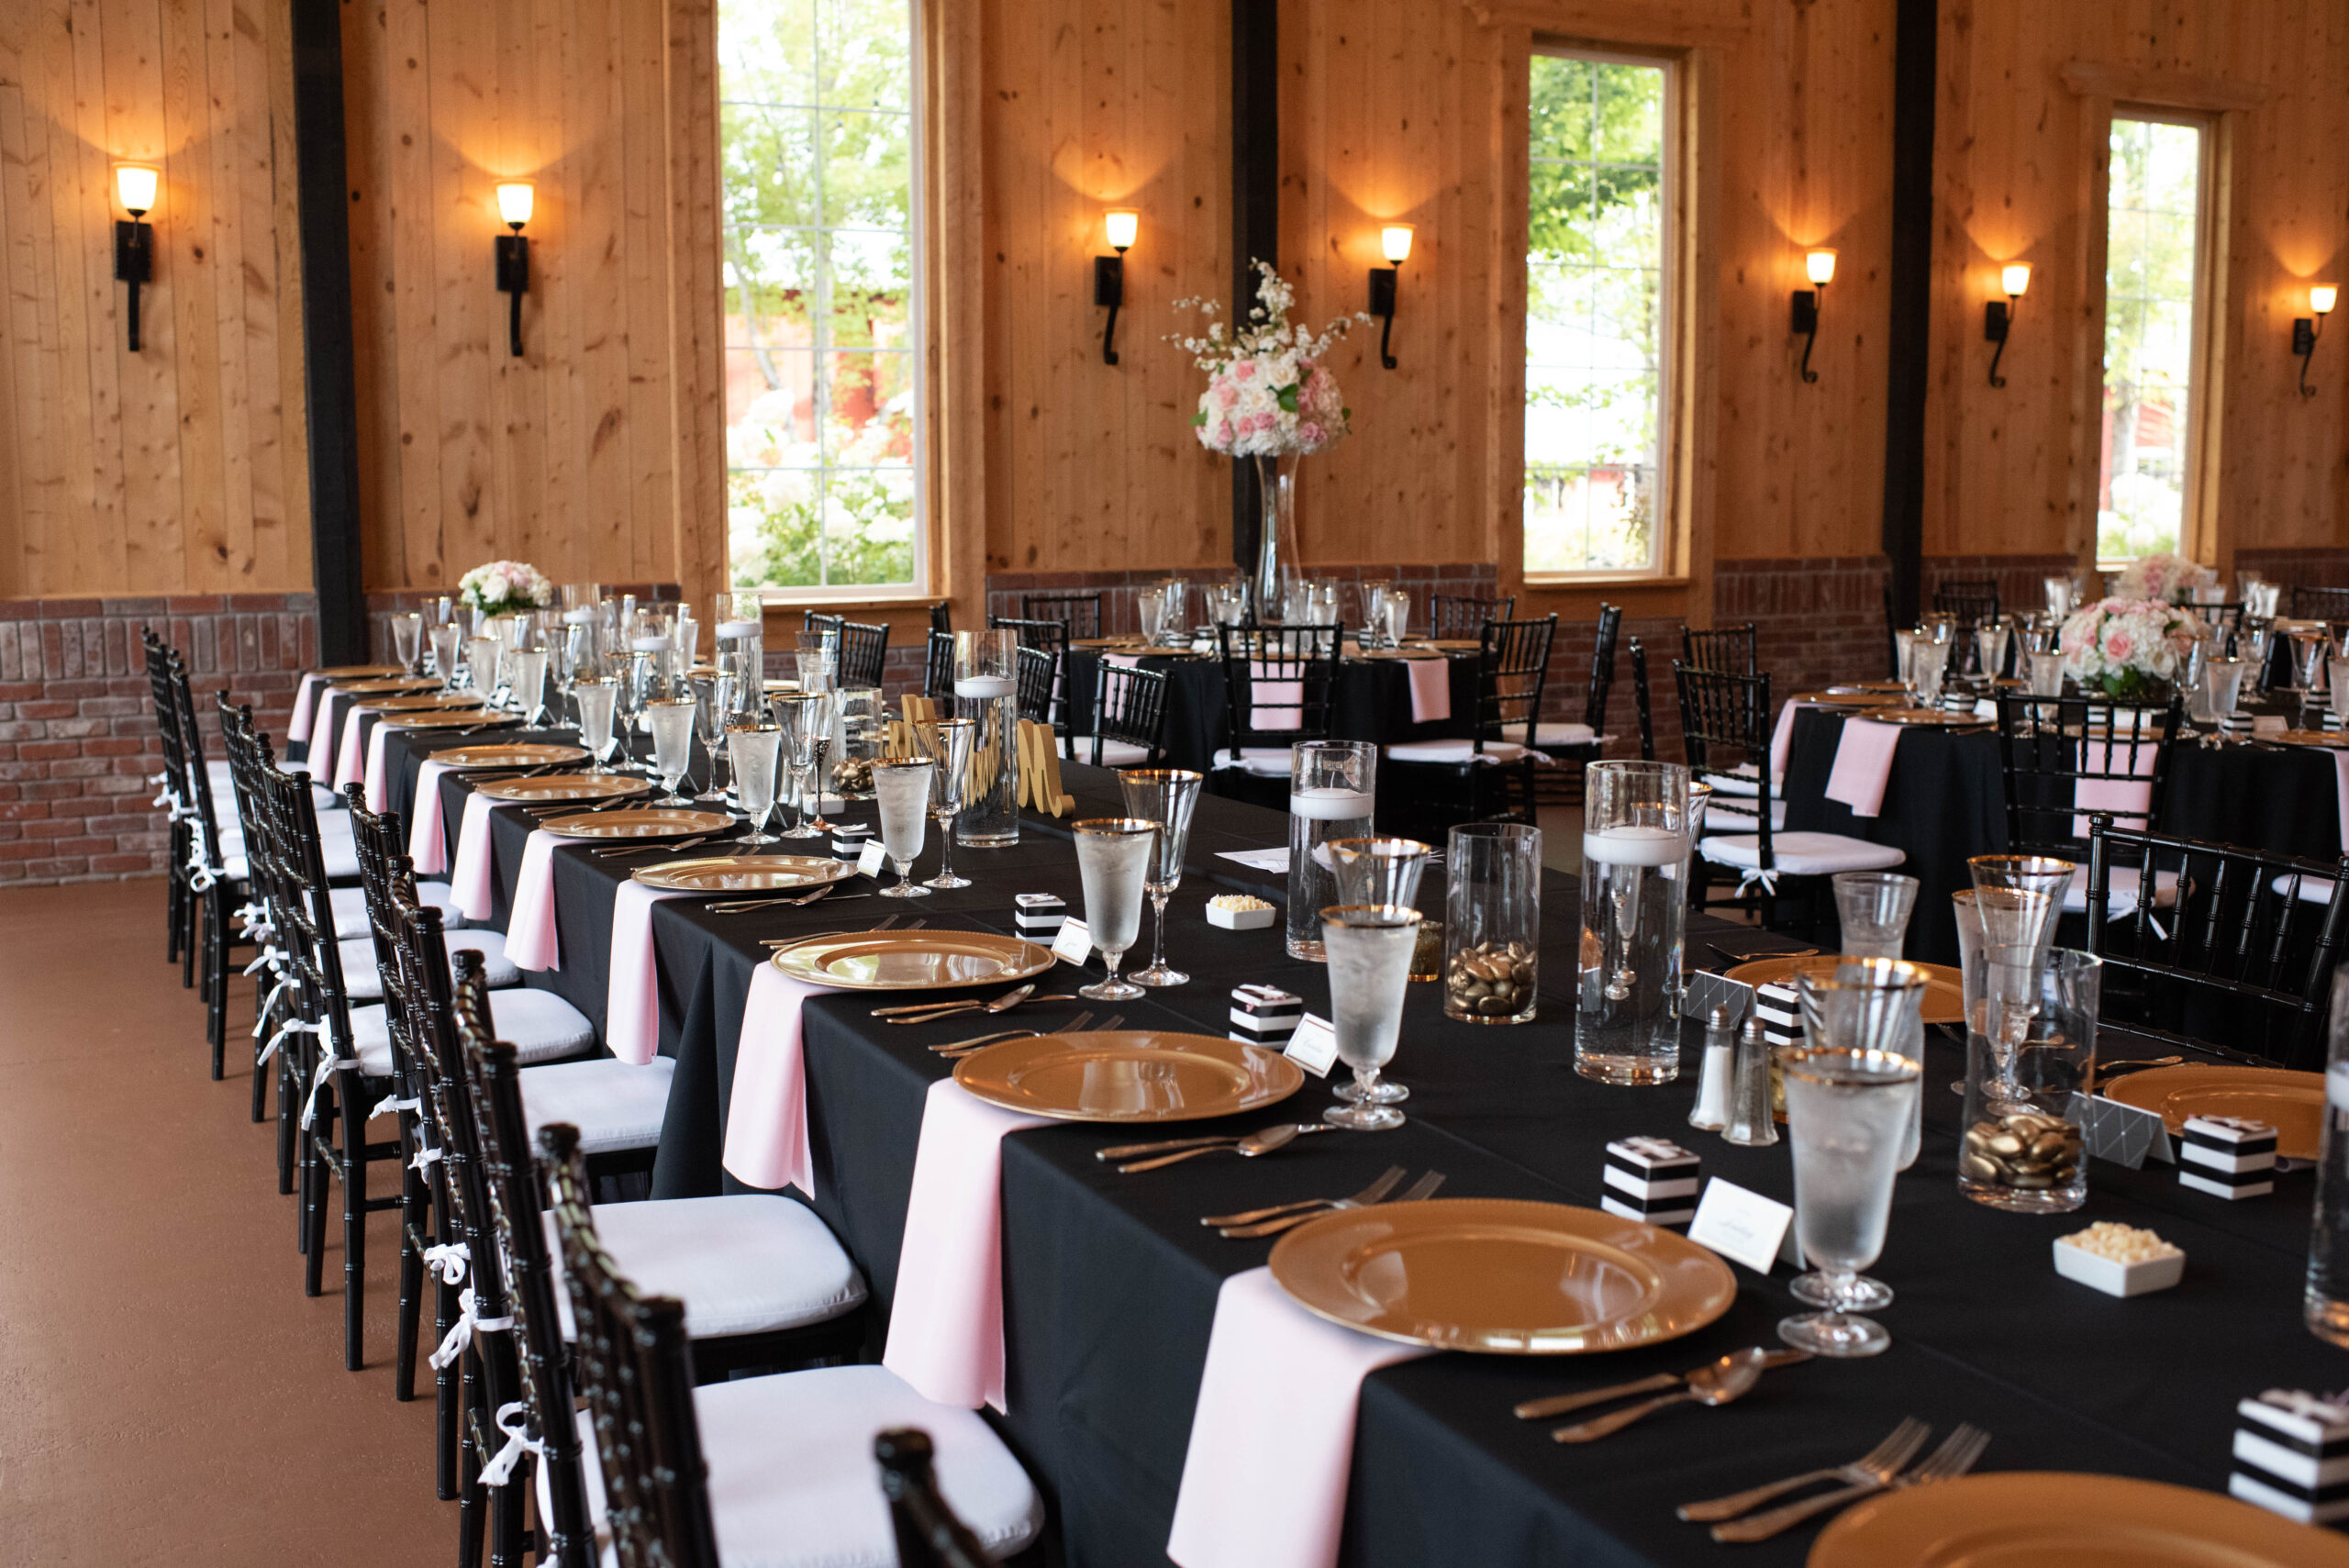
[[348, 984, 593, 1075], [208, 758, 313, 789], [1698, 832, 1906, 877], [2061, 864, 2179, 916], [538, 1364, 1041, 1568], [1699, 764, 1763, 796], [1212, 747, 1298, 778], [1707, 799, 1788, 831], [328, 881, 463, 939], [221, 817, 359, 878], [2274, 873, 2338, 905], [1532, 721, 1597, 746], [521, 1055, 676, 1155], [337, 929, 521, 1001], [1073, 737, 1152, 767], [543, 1195, 866, 1342], [1386, 739, 1531, 764]]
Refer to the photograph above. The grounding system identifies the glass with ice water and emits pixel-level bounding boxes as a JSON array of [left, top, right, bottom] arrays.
[[1576, 761, 1693, 1084], [1321, 906, 1422, 1131], [1072, 818, 1157, 1000], [728, 723, 783, 847], [645, 697, 696, 805], [1832, 872, 1917, 961], [574, 677, 618, 773], [1778, 1045, 1920, 1358], [872, 757, 933, 896], [1287, 740, 1376, 961]]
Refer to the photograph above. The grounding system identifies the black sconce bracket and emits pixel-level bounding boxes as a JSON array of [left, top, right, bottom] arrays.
[[1096, 254, 1125, 365], [114, 219, 151, 353], [1985, 298, 2013, 387], [495, 232, 529, 358], [2295, 316, 2321, 398], [1368, 266, 1400, 369], [1791, 288, 1820, 383]]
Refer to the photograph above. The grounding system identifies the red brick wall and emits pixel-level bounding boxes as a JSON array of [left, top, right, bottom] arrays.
[[984, 563, 1503, 639], [1713, 556, 1895, 698]]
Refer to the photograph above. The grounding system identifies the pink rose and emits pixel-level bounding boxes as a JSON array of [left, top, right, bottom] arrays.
[[2104, 632, 2132, 661], [1234, 361, 1256, 380], [1217, 385, 1238, 409], [1297, 421, 1325, 446]]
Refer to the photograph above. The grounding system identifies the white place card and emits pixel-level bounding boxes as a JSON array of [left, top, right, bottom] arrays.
[[1215, 847, 1290, 873], [1051, 917, 1093, 966], [2071, 1091, 2176, 1168], [1283, 1013, 1337, 1078], [1687, 1178, 1797, 1275], [854, 840, 889, 877]]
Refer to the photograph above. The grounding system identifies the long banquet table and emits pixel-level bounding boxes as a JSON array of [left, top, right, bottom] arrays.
[[373, 717, 2349, 1568]]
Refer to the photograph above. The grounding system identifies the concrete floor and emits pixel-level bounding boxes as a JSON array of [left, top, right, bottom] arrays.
[[0, 878, 446, 1563]]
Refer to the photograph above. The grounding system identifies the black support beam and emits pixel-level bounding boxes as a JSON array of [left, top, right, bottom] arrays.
[[1230, 0, 1278, 578], [1879, 0, 1936, 632]]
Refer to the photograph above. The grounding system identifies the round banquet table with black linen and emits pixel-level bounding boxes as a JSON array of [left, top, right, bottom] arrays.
[[1779, 706, 2347, 963], [1061, 647, 1477, 772], [373, 721, 2349, 1568]]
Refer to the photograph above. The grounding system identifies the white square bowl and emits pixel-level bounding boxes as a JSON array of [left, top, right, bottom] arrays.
[[2053, 1238, 2185, 1297], [1206, 902, 1276, 930]]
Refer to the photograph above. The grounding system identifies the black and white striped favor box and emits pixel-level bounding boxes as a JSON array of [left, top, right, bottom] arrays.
[[1753, 982, 1802, 1050], [1230, 984, 1302, 1046], [1600, 1137, 1702, 1227], [1013, 893, 1067, 941], [831, 823, 875, 863], [2232, 1390, 2349, 1524], [2180, 1115, 2277, 1199]]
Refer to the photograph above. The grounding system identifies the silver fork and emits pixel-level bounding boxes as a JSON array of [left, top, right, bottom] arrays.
[[1217, 1168, 1443, 1238], [1709, 1423, 1989, 1542], [930, 1018, 1085, 1055], [1206, 1166, 1407, 1229], [593, 834, 712, 860], [939, 1011, 1119, 1057], [1676, 1417, 1930, 1521], [709, 886, 867, 915]]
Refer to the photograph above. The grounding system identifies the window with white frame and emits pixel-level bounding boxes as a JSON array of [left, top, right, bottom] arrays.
[[2099, 113, 2209, 565], [719, 0, 921, 595], [1523, 49, 1671, 580]]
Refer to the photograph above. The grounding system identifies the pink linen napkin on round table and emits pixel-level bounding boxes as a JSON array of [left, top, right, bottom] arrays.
[[333, 706, 369, 791], [289, 673, 327, 746], [721, 962, 845, 1191], [1401, 655, 1451, 724], [1166, 1267, 1433, 1568], [1823, 718, 1905, 818], [502, 829, 562, 971], [1769, 698, 1831, 781], [605, 881, 693, 1064], [880, 1078, 1051, 1412], [364, 723, 399, 812], [1103, 652, 1142, 671], [451, 792, 511, 921], [408, 762, 454, 874], [312, 689, 351, 780], [2070, 736, 2160, 840]]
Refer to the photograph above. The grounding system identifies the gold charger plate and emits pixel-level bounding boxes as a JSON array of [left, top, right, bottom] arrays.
[[429, 743, 591, 770], [1423, 638, 1483, 651], [332, 675, 443, 695], [632, 854, 851, 893], [314, 663, 406, 679], [1867, 706, 1987, 727], [473, 773, 650, 805], [385, 708, 517, 731], [536, 806, 732, 840], [1830, 681, 1911, 695], [1791, 690, 1903, 707], [362, 692, 486, 713], [2103, 1064, 2326, 1161], [1810, 1472, 2349, 1567], [1072, 636, 1149, 650], [2273, 729, 2349, 750], [952, 1030, 1304, 1123], [1270, 1198, 1736, 1354], [770, 929, 1054, 992], [1725, 956, 1965, 1026]]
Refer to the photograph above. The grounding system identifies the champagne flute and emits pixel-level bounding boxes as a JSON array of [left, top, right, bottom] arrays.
[[646, 697, 697, 806], [915, 717, 977, 889], [573, 676, 618, 774], [1119, 768, 1204, 986], [1319, 905, 1421, 1130], [729, 723, 784, 847], [1777, 1045, 1920, 1358], [772, 692, 829, 839], [391, 611, 424, 674], [1071, 817, 1157, 1000], [690, 675, 731, 804], [872, 758, 934, 897], [615, 649, 653, 772]]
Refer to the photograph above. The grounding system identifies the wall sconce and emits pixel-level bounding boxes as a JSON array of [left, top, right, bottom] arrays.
[[113, 163, 159, 354], [494, 182, 534, 359], [2295, 284, 2337, 398], [1096, 208, 1138, 365], [1985, 262, 2031, 388], [1789, 249, 1835, 384], [1367, 224, 1414, 369]]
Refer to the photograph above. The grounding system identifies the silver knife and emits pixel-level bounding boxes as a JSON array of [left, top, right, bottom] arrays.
[[1512, 1348, 1811, 1420]]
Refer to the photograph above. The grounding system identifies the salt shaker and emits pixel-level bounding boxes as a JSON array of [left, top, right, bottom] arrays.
[[1723, 1016, 1779, 1147], [1687, 1004, 1734, 1132]]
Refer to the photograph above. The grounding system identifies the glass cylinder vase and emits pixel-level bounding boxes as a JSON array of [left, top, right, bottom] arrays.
[[1443, 822, 1541, 1025], [1287, 740, 1375, 961], [1250, 452, 1298, 625], [1576, 760, 1693, 1084], [954, 629, 1020, 847]]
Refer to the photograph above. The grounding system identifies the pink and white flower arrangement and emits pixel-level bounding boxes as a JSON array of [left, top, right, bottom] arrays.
[[2057, 596, 2211, 699], [2111, 551, 2217, 606], [1174, 260, 1364, 458], [457, 560, 554, 618]]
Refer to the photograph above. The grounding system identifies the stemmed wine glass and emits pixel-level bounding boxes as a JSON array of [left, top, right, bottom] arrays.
[[915, 717, 977, 889], [1319, 905, 1421, 1130], [690, 675, 732, 805], [573, 677, 619, 774], [872, 758, 934, 897], [1119, 768, 1204, 985], [646, 697, 697, 806], [728, 723, 784, 847], [772, 692, 829, 839], [1071, 818, 1157, 1000], [1777, 1043, 1920, 1358], [509, 646, 550, 728], [615, 649, 655, 773], [391, 612, 424, 674], [464, 635, 499, 699], [430, 623, 464, 690]]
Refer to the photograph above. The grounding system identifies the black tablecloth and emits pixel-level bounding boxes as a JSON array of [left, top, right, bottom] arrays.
[[373, 723, 2349, 1568]]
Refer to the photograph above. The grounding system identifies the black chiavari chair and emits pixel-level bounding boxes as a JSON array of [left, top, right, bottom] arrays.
[[2290, 584, 2349, 623], [1429, 593, 1513, 641], [1932, 579, 2001, 630], [2087, 817, 2349, 1070], [1681, 622, 1758, 674], [539, 1121, 1042, 1566], [142, 628, 196, 976], [217, 700, 303, 1169], [878, 1430, 1004, 1568], [1014, 645, 1056, 728], [1629, 637, 1656, 762], [1993, 690, 2181, 915], [838, 619, 890, 689], [992, 616, 1071, 744], [171, 659, 262, 1073], [1533, 604, 1620, 799], [802, 610, 845, 639], [926, 629, 955, 701], [1085, 662, 1171, 767], [1021, 591, 1102, 640], [1387, 616, 1557, 826], [930, 601, 952, 638], [1215, 623, 1342, 777]]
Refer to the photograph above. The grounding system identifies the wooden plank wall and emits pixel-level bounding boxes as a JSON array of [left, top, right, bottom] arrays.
[[0, 0, 311, 598]]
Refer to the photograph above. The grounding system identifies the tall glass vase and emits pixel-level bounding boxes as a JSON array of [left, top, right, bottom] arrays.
[[1250, 451, 1299, 624]]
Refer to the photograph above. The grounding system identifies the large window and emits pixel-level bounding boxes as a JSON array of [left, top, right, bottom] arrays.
[[719, 0, 920, 595], [2099, 114, 2208, 564], [1523, 50, 1670, 580]]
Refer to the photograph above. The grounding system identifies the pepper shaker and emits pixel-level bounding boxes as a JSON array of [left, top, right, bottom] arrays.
[[1723, 1015, 1779, 1147], [1688, 1004, 1734, 1132]]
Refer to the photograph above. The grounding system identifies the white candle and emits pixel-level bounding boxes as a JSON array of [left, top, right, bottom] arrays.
[[717, 618, 761, 640], [1288, 786, 1375, 822], [1582, 824, 1690, 867], [954, 676, 1016, 699]]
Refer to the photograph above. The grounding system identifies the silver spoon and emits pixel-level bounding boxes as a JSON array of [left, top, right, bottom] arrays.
[[1552, 1349, 1769, 1442], [1117, 1122, 1339, 1173]]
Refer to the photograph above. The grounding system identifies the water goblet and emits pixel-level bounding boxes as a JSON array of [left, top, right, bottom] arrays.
[[1966, 854, 2071, 964], [872, 758, 935, 897], [1383, 591, 1409, 649], [2329, 657, 2349, 729], [1798, 956, 1929, 1191], [1119, 768, 1205, 986], [1071, 817, 1156, 999], [429, 623, 464, 687], [391, 612, 424, 674], [2200, 655, 2248, 734], [1328, 837, 1432, 908], [508, 648, 551, 727], [914, 717, 977, 889], [1776, 1044, 1920, 1358], [1320, 905, 1422, 1130], [728, 723, 784, 847], [464, 635, 499, 696], [1139, 592, 1165, 648], [573, 677, 619, 773], [646, 697, 697, 806]]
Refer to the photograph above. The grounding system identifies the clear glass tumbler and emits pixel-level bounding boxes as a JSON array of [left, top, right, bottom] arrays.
[[1288, 740, 1377, 961], [1328, 838, 1431, 909], [2200, 656, 2248, 731], [1832, 872, 1919, 961], [574, 677, 618, 773], [391, 612, 424, 673], [1321, 905, 1422, 1131], [1778, 1045, 1920, 1359], [1119, 768, 1204, 986], [1447, 821, 1542, 1029], [872, 757, 934, 896], [955, 630, 1021, 847], [1959, 946, 2098, 1214], [1576, 762, 1689, 1079], [1798, 957, 1929, 1184], [1072, 818, 1156, 999]]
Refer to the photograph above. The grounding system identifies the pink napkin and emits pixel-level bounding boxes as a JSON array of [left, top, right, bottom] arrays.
[[1166, 1268, 1433, 1568], [451, 792, 508, 921], [312, 690, 349, 779], [721, 962, 841, 1190], [1103, 652, 1142, 671], [1823, 719, 1905, 818], [1402, 657, 1450, 724], [503, 829, 562, 971], [289, 673, 326, 746], [333, 706, 368, 790], [1769, 700, 1804, 779], [880, 1079, 1050, 1412], [2334, 753, 2349, 856], [2071, 735, 2161, 840], [408, 762, 454, 874], [605, 881, 693, 1064], [1247, 662, 1304, 732], [363, 724, 395, 812]]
